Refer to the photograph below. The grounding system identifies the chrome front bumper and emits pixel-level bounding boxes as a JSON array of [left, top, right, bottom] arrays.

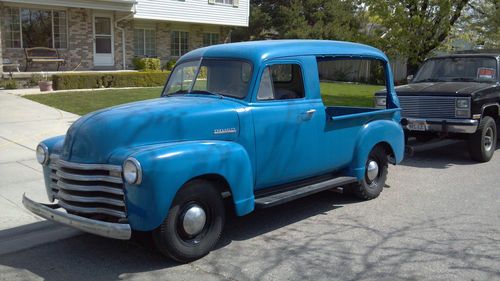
[[22, 194, 131, 240], [403, 118, 479, 134]]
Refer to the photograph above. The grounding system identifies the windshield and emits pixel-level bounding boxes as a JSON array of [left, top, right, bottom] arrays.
[[163, 59, 253, 99], [413, 57, 497, 83]]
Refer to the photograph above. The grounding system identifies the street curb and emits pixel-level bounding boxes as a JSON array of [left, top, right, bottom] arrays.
[[0, 221, 81, 256]]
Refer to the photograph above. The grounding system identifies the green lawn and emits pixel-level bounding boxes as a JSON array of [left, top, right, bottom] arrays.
[[24, 83, 383, 115]]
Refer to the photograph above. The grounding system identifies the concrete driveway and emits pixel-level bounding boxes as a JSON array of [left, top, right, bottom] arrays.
[[0, 90, 80, 253], [0, 98, 498, 281]]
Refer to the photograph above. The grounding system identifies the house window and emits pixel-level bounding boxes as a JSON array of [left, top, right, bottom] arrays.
[[202, 33, 219, 46], [215, 0, 233, 4], [5, 7, 67, 49], [134, 28, 156, 57], [171, 31, 189, 57]]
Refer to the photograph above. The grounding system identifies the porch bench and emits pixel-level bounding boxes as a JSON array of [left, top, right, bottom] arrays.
[[25, 47, 65, 71]]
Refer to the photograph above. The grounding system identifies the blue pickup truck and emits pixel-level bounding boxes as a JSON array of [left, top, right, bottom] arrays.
[[23, 40, 404, 262]]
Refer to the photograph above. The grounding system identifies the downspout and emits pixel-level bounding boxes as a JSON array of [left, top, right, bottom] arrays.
[[115, 2, 137, 70]]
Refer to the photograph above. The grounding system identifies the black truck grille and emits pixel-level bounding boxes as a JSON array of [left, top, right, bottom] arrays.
[[399, 96, 457, 119]]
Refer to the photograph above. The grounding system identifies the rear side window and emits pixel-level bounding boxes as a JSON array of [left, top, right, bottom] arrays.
[[316, 58, 388, 108], [257, 64, 305, 101]]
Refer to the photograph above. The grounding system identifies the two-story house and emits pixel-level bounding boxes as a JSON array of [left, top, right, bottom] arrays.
[[0, 0, 249, 72]]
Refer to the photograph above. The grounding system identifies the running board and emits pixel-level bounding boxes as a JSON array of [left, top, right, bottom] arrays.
[[255, 176, 358, 208]]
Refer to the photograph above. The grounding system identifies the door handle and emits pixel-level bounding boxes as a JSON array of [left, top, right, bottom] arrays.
[[300, 109, 316, 121]]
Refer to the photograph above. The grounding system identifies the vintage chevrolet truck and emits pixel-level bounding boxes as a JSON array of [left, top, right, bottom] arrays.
[[23, 40, 404, 262]]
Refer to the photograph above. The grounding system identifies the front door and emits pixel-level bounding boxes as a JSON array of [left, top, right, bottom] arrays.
[[93, 15, 114, 67], [252, 62, 325, 189]]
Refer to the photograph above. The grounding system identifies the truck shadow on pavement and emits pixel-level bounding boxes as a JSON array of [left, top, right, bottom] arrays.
[[400, 140, 500, 169], [0, 192, 368, 281]]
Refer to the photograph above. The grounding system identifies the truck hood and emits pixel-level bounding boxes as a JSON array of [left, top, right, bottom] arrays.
[[375, 82, 496, 97], [61, 96, 242, 164], [392, 82, 495, 96]]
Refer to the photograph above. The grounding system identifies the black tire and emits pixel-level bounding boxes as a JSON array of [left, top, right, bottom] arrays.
[[468, 116, 497, 162], [351, 146, 388, 200], [153, 179, 225, 262]]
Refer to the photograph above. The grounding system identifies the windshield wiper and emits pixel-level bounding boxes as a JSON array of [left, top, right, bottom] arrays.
[[414, 78, 447, 83], [189, 90, 224, 99], [164, 89, 188, 97], [451, 77, 476, 82]]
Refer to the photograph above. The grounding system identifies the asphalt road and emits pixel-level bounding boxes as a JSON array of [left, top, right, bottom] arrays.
[[0, 140, 499, 281]]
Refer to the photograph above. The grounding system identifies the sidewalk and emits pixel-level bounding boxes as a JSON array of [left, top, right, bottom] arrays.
[[0, 89, 81, 254]]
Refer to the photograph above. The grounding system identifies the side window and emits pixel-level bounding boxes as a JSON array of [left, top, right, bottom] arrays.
[[316, 58, 387, 108], [257, 64, 305, 101]]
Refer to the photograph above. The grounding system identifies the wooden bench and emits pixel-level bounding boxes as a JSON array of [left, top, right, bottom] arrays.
[[25, 47, 65, 71]]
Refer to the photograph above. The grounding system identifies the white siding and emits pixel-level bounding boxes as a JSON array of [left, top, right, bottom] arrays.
[[134, 0, 249, 27]]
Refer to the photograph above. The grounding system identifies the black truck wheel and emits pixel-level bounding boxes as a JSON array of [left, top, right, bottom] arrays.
[[351, 146, 388, 200], [468, 116, 497, 162], [153, 179, 225, 263]]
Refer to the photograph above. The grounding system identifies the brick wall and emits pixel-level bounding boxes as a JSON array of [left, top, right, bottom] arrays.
[[0, 5, 229, 72]]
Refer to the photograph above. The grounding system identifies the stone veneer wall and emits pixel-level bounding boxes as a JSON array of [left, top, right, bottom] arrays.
[[0, 4, 230, 72], [0, 7, 94, 72]]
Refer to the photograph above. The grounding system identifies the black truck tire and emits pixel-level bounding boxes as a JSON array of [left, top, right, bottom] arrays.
[[468, 116, 497, 162], [351, 145, 388, 200], [153, 179, 225, 263]]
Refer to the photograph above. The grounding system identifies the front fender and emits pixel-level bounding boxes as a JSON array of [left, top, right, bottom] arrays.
[[124, 141, 254, 231], [350, 120, 404, 180]]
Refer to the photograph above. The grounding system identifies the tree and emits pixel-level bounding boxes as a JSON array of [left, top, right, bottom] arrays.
[[232, 0, 366, 42], [366, 0, 470, 74]]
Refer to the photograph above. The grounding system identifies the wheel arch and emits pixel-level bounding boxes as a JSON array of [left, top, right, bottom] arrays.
[[481, 103, 500, 119], [124, 141, 255, 232]]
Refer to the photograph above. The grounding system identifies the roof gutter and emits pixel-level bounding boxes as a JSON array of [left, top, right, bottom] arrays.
[[115, 2, 137, 70]]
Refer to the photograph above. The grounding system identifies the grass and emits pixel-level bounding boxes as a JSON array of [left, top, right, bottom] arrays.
[[24, 82, 384, 115]]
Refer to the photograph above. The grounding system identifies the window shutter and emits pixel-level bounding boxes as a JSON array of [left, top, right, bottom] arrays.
[[232, 0, 239, 7], [208, 0, 215, 4]]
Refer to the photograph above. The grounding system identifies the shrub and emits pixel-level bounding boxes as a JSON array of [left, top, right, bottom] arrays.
[[132, 57, 161, 71], [4, 79, 18, 89], [28, 74, 44, 87], [163, 59, 177, 71], [52, 71, 170, 90]]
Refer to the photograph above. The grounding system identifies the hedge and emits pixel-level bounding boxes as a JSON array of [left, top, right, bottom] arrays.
[[132, 57, 161, 71], [52, 71, 170, 90]]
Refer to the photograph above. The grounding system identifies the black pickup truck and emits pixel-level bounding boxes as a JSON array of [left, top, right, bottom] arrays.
[[375, 53, 500, 162]]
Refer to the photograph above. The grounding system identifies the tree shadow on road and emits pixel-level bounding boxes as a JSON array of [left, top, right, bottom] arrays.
[[0, 196, 499, 280], [400, 140, 500, 169], [0, 192, 367, 281]]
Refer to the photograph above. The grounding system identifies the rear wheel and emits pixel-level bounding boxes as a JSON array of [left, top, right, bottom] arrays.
[[153, 179, 225, 262], [351, 146, 388, 200], [468, 116, 497, 162]]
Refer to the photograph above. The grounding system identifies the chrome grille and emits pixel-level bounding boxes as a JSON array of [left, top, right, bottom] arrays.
[[399, 96, 458, 119], [48, 155, 126, 221]]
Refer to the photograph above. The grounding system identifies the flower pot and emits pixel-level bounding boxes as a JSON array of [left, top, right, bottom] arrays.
[[38, 81, 53, 92]]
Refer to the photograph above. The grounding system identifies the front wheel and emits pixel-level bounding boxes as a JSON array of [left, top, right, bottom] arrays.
[[351, 146, 388, 200], [468, 116, 497, 162], [153, 179, 225, 262]]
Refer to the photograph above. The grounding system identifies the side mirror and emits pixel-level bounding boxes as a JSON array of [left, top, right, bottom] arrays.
[[407, 75, 414, 83]]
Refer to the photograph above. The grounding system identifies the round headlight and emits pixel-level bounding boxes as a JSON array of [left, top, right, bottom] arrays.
[[36, 143, 49, 165], [123, 158, 142, 185]]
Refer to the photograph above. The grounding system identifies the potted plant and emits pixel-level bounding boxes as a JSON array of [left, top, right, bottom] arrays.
[[38, 72, 53, 92]]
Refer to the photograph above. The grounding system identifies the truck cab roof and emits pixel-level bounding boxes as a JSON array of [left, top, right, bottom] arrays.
[[178, 40, 390, 65]]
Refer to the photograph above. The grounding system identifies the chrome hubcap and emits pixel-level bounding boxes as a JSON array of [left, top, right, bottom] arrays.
[[366, 160, 379, 182], [181, 205, 206, 236], [484, 127, 493, 152]]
